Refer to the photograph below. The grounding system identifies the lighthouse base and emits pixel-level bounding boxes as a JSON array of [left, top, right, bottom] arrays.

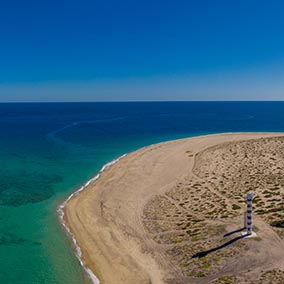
[[241, 231, 257, 238]]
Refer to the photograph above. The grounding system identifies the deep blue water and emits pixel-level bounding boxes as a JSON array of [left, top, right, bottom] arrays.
[[0, 101, 284, 284]]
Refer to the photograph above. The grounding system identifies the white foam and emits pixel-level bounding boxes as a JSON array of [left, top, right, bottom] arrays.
[[57, 154, 127, 284]]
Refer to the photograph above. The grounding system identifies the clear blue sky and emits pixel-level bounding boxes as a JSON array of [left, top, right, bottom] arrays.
[[1, 0, 284, 101]]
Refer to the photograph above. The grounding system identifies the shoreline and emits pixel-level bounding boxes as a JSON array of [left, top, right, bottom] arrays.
[[57, 154, 127, 284], [59, 132, 284, 284]]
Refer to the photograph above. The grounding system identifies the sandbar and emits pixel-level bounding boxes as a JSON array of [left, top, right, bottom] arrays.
[[64, 133, 284, 284]]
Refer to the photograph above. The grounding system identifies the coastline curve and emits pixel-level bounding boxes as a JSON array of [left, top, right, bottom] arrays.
[[57, 154, 127, 284]]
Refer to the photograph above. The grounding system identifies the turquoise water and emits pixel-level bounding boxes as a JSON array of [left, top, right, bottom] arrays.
[[1, 102, 284, 283]]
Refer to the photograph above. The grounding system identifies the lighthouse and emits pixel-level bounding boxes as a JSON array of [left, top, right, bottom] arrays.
[[242, 192, 256, 237]]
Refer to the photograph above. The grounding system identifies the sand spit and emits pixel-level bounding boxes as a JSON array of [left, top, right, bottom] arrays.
[[64, 133, 284, 284]]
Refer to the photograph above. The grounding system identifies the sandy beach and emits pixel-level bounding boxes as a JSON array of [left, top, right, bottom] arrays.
[[64, 133, 284, 284]]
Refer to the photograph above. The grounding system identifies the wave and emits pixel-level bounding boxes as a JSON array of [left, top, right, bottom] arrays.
[[57, 154, 127, 284], [47, 117, 125, 147]]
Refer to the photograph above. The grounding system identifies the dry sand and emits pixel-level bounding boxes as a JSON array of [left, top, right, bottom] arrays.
[[64, 133, 284, 284]]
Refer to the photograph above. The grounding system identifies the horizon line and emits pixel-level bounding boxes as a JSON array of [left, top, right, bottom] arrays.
[[0, 100, 284, 104]]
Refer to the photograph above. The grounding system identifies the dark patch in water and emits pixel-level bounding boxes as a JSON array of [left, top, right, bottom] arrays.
[[0, 171, 63, 206], [8, 152, 27, 160], [0, 232, 41, 246]]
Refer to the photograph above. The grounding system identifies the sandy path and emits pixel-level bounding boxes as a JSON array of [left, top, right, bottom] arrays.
[[64, 133, 284, 284]]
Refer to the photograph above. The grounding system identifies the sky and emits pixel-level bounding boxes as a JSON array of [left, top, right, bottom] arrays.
[[1, 0, 284, 102]]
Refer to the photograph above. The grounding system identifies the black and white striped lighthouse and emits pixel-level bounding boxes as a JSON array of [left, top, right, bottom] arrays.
[[244, 193, 254, 235]]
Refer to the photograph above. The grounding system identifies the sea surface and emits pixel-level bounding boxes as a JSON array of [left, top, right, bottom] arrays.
[[1, 101, 284, 284]]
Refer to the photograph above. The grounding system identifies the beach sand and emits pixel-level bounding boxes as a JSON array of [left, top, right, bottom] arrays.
[[64, 133, 284, 284]]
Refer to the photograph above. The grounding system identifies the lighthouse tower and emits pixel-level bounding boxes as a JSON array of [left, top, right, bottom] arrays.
[[242, 192, 256, 237]]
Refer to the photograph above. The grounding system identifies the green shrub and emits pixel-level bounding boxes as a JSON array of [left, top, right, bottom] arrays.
[[232, 204, 241, 210], [270, 220, 284, 228]]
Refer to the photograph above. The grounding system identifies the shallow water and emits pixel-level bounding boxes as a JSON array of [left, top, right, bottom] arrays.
[[0, 101, 284, 283]]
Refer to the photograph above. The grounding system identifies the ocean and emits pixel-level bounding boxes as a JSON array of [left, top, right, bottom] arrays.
[[1, 101, 284, 284]]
